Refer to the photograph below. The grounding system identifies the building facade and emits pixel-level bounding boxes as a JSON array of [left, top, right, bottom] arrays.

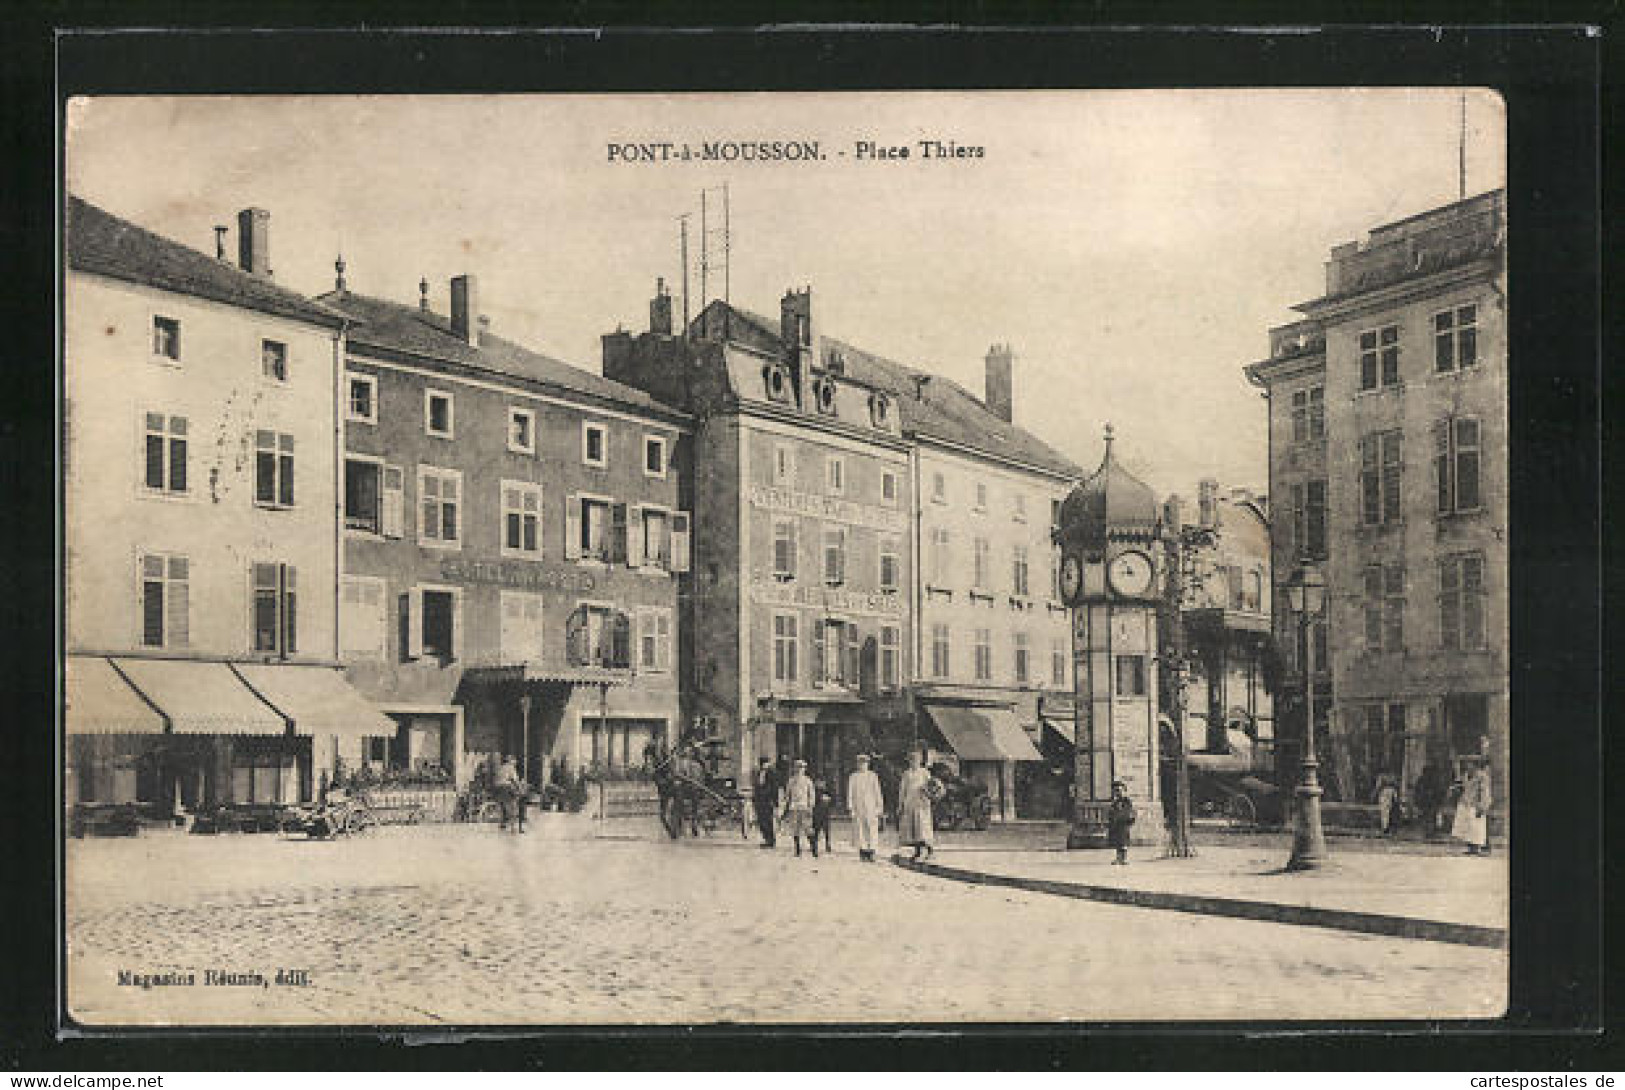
[[321, 270, 690, 789], [1245, 190, 1508, 821], [64, 197, 389, 811]]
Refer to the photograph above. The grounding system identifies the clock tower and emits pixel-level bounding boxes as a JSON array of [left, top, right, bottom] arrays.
[[1056, 425, 1164, 849]]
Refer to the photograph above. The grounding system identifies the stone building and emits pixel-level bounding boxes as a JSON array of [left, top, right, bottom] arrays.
[[319, 269, 690, 789], [63, 197, 391, 811], [1245, 189, 1508, 819]]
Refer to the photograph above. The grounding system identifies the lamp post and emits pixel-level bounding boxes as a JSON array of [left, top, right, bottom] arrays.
[[1158, 522, 1211, 859], [1283, 564, 1329, 871]]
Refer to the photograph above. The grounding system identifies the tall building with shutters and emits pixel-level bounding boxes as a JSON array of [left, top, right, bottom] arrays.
[[1245, 189, 1507, 827], [319, 269, 689, 789], [63, 196, 393, 814]]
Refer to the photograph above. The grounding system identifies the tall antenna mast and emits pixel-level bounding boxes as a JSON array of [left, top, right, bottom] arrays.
[[677, 213, 691, 336], [1458, 91, 1468, 201]]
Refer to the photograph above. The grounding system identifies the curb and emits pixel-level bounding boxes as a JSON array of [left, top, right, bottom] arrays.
[[891, 855, 1507, 950]]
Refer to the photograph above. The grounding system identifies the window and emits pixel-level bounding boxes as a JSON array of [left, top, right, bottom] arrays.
[[1014, 632, 1031, 684], [152, 316, 180, 361], [1291, 479, 1327, 559], [635, 506, 671, 568], [419, 589, 457, 661], [973, 536, 991, 591], [825, 455, 845, 497], [638, 609, 673, 672], [881, 470, 899, 506], [822, 526, 847, 586], [974, 628, 993, 681], [1052, 641, 1068, 687], [880, 625, 901, 689], [974, 481, 988, 511], [815, 618, 854, 688], [425, 390, 454, 439], [772, 613, 799, 685], [261, 339, 288, 382], [1435, 417, 1482, 515], [1363, 563, 1406, 653], [418, 466, 461, 548], [773, 444, 795, 487], [1360, 430, 1403, 525], [644, 436, 668, 478], [879, 538, 901, 592], [931, 471, 946, 504], [251, 562, 297, 656], [340, 576, 387, 660], [381, 465, 405, 537], [253, 430, 294, 508], [1358, 324, 1401, 391], [344, 458, 381, 533], [346, 373, 377, 424], [508, 407, 536, 455], [930, 527, 952, 586], [1439, 552, 1486, 651], [772, 519, 797, 580], [1291, 386, 1325, 442], [138, 553, 188, 648], [570, 497, 611, 561], [582, 422, 608, 467], [1012, 545, 1030, 597], [500, 592, 545, 665], [142, 412, 188, 495], [1013, 493, 1027, 522], [1434, 303, 1479, 373], [502, 481, 543, 557], [931, 624, 951, 678], [567, 603, 628, 669], [1115, 654, 1147, 697]]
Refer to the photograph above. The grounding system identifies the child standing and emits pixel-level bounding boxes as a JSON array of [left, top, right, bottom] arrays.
[[810, 778, 835, 855], [1107, 780, 1136, 865]]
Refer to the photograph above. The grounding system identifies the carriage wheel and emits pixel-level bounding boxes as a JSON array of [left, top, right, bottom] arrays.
[[1224, 793, 1257, 829], [660, 795, 684, 839]]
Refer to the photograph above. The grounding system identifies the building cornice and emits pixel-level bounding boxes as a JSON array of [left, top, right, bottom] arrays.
[[1244, 351, 1327, 389], [913, 431, 1081, 485], [1291, 255, 1503, 325]]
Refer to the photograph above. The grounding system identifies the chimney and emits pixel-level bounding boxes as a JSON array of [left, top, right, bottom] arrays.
[[213, 225, 229, 262], [1198, 478, 1219, 529], [450, 275, 479, 346], [1326, 240, 1359, 296], [984, 343, 1014, 423], [650, 277, 673, 336], [1163, 495, 1184, 531], [236, 208, 270, 277], [780, 287, 814, 406], [419, 278, 430, 312]]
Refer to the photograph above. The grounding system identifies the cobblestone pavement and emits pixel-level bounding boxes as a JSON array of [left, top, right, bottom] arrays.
[[66, 821, 1506, 1026]]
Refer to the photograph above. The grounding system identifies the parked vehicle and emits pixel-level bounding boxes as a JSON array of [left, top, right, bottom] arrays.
[[286, 793, 375, 838]]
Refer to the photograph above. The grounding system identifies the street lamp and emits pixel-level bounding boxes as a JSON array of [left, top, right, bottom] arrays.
[[1282, 564, 1329, 871]]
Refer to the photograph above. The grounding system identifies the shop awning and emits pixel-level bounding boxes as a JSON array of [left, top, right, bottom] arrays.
[[923, 704, 1043, 762], [112, 658, 287, 735], [463, 665, 633, 687], [233, 664, 395, 742], [1041, 716, 1075, 746], [64, 656, 167, 735]]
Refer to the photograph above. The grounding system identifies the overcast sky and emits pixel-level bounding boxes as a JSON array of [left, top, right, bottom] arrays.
[[66, 90, 1504, 500]]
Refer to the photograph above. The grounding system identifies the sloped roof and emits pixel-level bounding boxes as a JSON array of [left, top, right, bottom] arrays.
[[715, 303, 1081, 479], [65, 195, 346, 327], [320, 289, 681, 419]]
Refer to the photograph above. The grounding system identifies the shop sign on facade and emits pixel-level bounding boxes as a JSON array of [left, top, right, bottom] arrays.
[[440, 558, 598, 593], [749, 578, 904, 618], [747, 484, 906, 533]]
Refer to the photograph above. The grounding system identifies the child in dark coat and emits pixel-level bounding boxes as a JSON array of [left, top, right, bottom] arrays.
[[811, 778, 835, 854], [1107, 780, 1136, 865]]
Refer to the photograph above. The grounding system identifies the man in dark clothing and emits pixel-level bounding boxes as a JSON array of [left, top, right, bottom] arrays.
[[1107, 780, 1136, 865], [810, 778, 835, 854], [752, 758, 779, 848]]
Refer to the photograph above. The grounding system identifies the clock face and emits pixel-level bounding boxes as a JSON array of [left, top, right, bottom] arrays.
[[1059, 556, 1082, 603], [1107, 550, 1155, 598]]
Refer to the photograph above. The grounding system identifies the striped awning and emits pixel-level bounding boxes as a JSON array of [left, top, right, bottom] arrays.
[[64, 656, 166, 735], [233, 663, 395, 742], [112, 658, 287, 735]]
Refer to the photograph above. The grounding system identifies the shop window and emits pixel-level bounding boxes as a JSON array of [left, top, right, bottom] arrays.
[[251, 562, 297, 656], [254, 430, 295, 508], [142, 412, 188, 495]]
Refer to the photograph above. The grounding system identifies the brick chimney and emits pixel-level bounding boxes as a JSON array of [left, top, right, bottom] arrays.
[[236, 208, 270, 277], [984, 343, 1014, 423], [450, 275, 479, 346], [650, 277, 673, 336], [780, 287, 814, 406]]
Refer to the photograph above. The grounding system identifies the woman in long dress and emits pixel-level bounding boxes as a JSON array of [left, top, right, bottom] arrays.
[[897, 750, 936, 861], [846, 753, 885, 862], [1453, 758, 1493, 855]]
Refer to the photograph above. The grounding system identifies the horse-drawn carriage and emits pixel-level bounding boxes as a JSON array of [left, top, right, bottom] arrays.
[[652, 736, 749, 839]]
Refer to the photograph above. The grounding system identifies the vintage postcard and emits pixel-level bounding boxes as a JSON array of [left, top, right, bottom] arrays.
[[62, 88, 1509, 1026]]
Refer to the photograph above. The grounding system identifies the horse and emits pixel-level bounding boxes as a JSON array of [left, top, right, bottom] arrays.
[[653, 746, 708, 838]]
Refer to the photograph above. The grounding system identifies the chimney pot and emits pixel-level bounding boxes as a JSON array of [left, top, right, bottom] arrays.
[[450, 275, 480, 346], [236, 208, 270, 277], [419, 278, 430, 311]]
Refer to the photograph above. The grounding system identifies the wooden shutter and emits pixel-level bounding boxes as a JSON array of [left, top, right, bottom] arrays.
[[405, 588, 424, 660], [627, 505, 644, 567], [564, 495, 582, 560], [450, 591, 464, 663], [656, 612, 672, 671], [565, 606, 586, 666], [609, 503, 628, 564], [166, 558, 189, 649], [811, 620, 826, 687], [844, 623, 860, 689], [611, 611, 631, 669], [670, 512, 691, 573], [382, 465, 404, 538]]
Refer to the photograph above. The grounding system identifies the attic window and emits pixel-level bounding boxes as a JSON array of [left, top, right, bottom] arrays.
[[152, 316, 181, 362]]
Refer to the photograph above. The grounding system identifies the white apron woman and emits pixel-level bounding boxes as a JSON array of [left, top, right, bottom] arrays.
[[1453, 756, 1494, 856], [897, 750, 939, 861], [846, 753, 885, 862]]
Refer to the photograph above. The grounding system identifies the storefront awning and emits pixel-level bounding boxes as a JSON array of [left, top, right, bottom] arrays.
[[65, 656, 166, 735], [233, 664, 395, 741], [1041, 716, 1075, 746], [463, 665, 633, 687], [112, 658, 287, 736], [924, 704, 1043, 762]]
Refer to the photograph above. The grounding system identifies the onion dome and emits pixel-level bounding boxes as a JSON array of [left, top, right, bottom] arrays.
[[1058, 424, 1162, 557]]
